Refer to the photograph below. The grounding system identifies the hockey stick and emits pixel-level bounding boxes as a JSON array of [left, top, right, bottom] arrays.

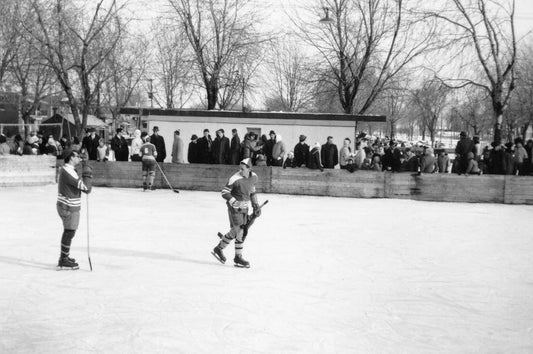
[[86, 195, 93, 271], [156, 162, 180, 193]]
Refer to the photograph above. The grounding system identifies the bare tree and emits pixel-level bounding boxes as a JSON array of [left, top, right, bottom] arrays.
[[151, 19, 194, 109], [451, 87, 492, 138], [101, 32, 149, 127], [410, 79, 450, 145], [291, 0, 438, 115], [263, 40, 316, 112], [505, 42, 533, 141], [0, 0, 21, 86], [429, 0, 517, 144], [10, 30, 56, 132], [28, 0, 124, 136], [167, 0, 268, 110]]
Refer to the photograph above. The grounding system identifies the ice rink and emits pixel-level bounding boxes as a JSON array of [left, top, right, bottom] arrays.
[[1, 184, 533, 353]]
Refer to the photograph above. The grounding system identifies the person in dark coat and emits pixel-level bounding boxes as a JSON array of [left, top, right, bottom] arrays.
[[150, 126, 166, 162], [293, 134, 309, 167], [308, 142, 323, 171], [196, 128, 213, 164], [212, 129, 231, 164], [230, 129, 241, 165], [488, 142, 506, 174], [264, 130, 276, 166], [111, 128, 129, 161], [188, 134, 199, 163], [454, 131, 475, 174], [321, 136, 338, 169], [81, 128, 100, 161]]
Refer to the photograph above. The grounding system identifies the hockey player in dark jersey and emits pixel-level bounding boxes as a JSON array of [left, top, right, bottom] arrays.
[[140, 135, 158, 191], [56, 150, 92, 269], [212, 158, 261, 268]]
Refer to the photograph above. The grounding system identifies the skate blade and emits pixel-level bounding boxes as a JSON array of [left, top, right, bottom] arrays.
[[234, 263, 250, 268], [56, 265, 79, 271], [211, 251, 226, 264]]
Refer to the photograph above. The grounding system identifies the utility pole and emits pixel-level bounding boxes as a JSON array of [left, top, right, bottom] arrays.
[[148, 78, 154, 108], [241, 75, 245, 113]]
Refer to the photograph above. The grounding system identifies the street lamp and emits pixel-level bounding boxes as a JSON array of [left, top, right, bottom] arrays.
[[319, 7, 334, 24]]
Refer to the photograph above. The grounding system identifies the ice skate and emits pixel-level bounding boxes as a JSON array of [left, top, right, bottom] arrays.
[[234, 254, 250, 268], [142, 182, 147, 191], [211, 246, 226, 264], [57, 256, 79, 270]]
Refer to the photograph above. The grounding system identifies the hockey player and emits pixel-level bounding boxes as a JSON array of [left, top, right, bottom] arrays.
[[141, 135, 158, 191], [212, 158, 261, 268], [56, 150, 92, 269]]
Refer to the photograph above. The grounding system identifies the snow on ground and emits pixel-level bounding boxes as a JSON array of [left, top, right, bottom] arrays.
[[1, 184, 533, 353]]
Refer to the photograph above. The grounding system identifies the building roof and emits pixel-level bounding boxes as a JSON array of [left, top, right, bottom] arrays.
[[119, 108, 386, 123], [43, 113, 107, 128]]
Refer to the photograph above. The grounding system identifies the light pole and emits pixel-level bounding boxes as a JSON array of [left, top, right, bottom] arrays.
[[147, 78, 154, 108]]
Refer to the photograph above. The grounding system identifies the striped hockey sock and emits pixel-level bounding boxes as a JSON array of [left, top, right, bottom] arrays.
[[60, 229, 76, 258]]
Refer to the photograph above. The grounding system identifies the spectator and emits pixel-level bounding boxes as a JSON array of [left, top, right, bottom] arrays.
[[188, 134, 199, 163], [473, 135, 482, 162], [308, 142, 323, 171], [370, 154, 382, 171], [212, 129, 230, 164], [504, 142, 514, 175], [150, 126, 167, 162], [197, 128, 213, 164], [419, 147, 436, 173], [382, 143, 394, 171], [26, 131, 38, 145], [437, 150, 450, 173], [241, 132, 261, 160], [352, 141, 365, 169], [264, 130, 276, 166], [339, 138, 352, 170], [111, 128, 129, 161], [96, 138, 109, 161], [321, 136, 338, 169], [0, 135, 10, 155], [513, 138, 528, 175], [11, 134, 24, 155], [171, 130, 185, 164], [465, 152, 481, 175], [71, 136, 81, 152], [480, 146, 491, 174], [271, 134, 286, 167], [283, 151, 295, 169], [44, 135, 59, 157], [230, 129, 241, 165], [255, 153, 267, 167], [524, 139, 533, 175], [488, 142, 505, 174], [82, 128, 100, 160], [130, 129, 143, 162], [401, 148, 419, 172], [293, 134, 309, 168], [454, 131, 475, 174]]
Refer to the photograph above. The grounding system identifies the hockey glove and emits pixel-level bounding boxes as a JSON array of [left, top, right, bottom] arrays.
[[252, 204, 261, 217], [81, 163, 93, 193], [82, 164, 93, 178], [228, 197, 248, 212]]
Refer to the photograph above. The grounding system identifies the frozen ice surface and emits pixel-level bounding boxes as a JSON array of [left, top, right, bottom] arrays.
[[1, 184, 533, 353]]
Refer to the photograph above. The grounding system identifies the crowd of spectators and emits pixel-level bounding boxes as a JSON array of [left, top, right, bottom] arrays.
[[2, 126, 532, 176]]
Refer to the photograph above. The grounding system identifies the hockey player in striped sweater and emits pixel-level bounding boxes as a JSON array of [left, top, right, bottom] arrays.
[[212, 158, 261, 268], [56, 150, 92, 269]]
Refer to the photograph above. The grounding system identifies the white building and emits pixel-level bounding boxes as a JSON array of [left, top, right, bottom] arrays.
[[120, 108, 387, 163]]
